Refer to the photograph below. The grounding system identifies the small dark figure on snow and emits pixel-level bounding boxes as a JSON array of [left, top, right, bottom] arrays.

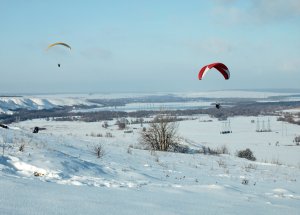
[[33, 127, 39, 133], [0, 124, 9, 129]]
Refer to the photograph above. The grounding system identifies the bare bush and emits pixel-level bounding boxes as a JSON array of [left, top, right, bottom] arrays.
[[105, 132, 113, 138], [294, 136, 300, 145], [242, 179, 249, 185], [219, 145, 229, 154], [139, 115, 179, 151], [201, 145, 229, 155], [19, 143, 25, 152], [207, 147, 218, 155], [171, 144, 191, 153], [118, 122, 126, 130], [217, 159, 227, 168], [212, 145, 229, 155], [244, 163, 257, 172], [127, 147, 133, 154], [102, 121, 109, 128], [93, 144, 105, 158], [271, 158, 282, 165], [116, 118, 129, 130], [236, 148, 256, 161], [90, 132, 103, 137]]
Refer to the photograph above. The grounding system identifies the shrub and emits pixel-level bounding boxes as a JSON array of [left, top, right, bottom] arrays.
[[213, 145, 229, 154], [217, 159, 227, 168], [93, 143, 105, 158], [139, 115, 179, 151], [105, 132, 113, 138], [294, 136, 300, 145], [19, 143, 25, 152], [244, 163, 257, 172], [102, 121, 109, 128], [201, 145, 229, 155], [236, 148, 256, 161], [170, 144, 190, 153], [127, 147, 133, 154], [118, 122, 126, 130], [242, 179, 249, 185]]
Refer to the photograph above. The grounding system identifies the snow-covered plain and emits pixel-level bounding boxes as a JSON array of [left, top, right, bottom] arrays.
[[0, 116, 299, 214], [1, 91, 300, 215]]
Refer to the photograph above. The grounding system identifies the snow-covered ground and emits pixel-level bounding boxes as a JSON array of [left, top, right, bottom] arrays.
[[1, 112, 300, 214]]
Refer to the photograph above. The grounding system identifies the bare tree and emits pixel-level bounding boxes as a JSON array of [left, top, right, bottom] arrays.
[[140, 115, 179, 151], [102, 121, 109, 129]]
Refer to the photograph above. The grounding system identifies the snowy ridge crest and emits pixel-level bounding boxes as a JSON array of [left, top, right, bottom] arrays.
[[0, 97, 89, 114]]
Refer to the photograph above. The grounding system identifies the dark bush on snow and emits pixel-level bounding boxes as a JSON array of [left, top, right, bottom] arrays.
[[236, 148, 256, 161], [169, 144, 190, 153]]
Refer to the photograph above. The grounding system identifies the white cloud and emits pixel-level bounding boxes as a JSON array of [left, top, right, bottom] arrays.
[[212, 0, 300, 25], [251, 0, 300, 22]]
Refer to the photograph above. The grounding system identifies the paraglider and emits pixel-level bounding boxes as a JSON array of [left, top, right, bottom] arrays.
[[198, 62, 230, 109], [47, 42, 71, 67], [198, 62, 230, 80], [47, 42, 71, 50]]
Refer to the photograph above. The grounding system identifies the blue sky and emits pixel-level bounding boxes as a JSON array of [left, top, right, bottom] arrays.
[[0, 0, 300, 94]]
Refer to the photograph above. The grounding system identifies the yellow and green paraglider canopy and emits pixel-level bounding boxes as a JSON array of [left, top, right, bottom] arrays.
[[47, 42, 71, 50]]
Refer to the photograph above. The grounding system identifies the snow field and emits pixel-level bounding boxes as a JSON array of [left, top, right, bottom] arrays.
[[1, 114, 300, 214]]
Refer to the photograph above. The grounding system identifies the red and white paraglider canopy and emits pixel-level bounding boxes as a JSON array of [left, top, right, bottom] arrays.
[[198, 62, 230, 80]]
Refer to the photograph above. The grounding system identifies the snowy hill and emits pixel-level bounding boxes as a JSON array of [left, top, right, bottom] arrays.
[[0, 96, 91, 114], [1, 114, 300, 215]]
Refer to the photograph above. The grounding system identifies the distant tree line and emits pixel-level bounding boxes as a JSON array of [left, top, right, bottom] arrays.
[[87, 95, 197, 107], [1, 101, 300, 124], [277, 112, 300, 126]]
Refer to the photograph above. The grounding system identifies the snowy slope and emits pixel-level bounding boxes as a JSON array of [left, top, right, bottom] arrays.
[[0, 96, 91, 114], [1, 116, 300, 215]]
